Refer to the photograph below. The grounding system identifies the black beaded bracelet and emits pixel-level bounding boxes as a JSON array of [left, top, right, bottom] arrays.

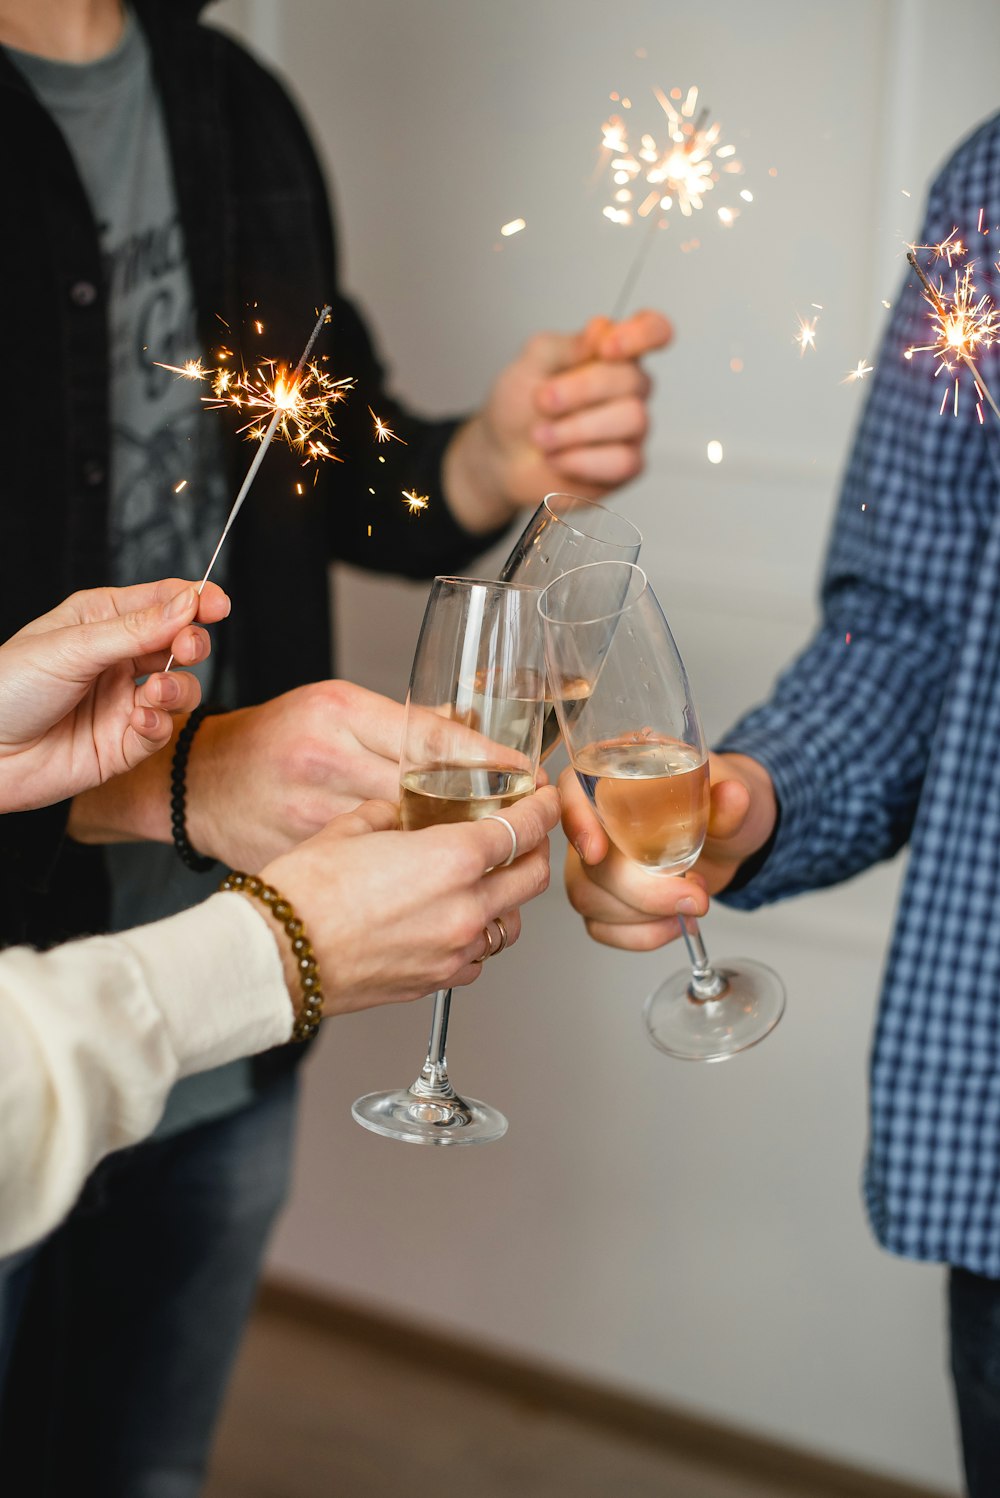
[[170, 704, 216, 873], [219, 871, 325, 1042]]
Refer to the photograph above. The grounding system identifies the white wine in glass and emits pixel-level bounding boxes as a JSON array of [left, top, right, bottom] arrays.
[[352, 576, 545, 1144], [540, 561, 785, 1062]]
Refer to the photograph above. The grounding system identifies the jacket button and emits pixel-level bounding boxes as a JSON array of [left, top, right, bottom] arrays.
[[70, 280, 98, 307]]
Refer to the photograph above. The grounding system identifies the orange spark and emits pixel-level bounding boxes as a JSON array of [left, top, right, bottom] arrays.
[[369, 406, 407, 445]]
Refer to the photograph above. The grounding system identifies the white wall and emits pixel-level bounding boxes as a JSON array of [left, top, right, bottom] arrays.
[[211, 3, 1000, 1489]]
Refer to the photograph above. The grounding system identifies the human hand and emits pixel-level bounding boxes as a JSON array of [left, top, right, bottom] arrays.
[[256, 785, 560, 1014], [443, 309, 673, 533], [187, 680, 408, 871], [559, 752, 776, 950], [0, 580, 230, 815]]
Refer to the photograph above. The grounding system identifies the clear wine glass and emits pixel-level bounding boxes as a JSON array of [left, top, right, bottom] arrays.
[[352, 576, 545, 1144], [539, 561, 785, 1061], [499, 493, 642, 758]]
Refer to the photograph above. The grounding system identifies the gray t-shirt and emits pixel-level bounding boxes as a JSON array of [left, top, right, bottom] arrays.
[[9, 13, 253, 1135]]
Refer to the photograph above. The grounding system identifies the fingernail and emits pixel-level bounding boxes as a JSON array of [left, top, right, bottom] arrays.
[[164, 586, 196, 620], [540, 385, 563, 414], [152, 673, 181, 705], [532, 422, 555, 449], [136, 707, 159, 733], [677, 897, 700, 915]]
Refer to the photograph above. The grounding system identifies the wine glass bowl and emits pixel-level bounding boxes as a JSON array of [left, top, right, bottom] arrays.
[[539, 561, 785, 1062], [500, 492, 643, 587]]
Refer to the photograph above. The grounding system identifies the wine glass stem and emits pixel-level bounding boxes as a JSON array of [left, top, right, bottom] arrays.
[[678, 914, 729, 1002], [411, 988, 457, 1100]]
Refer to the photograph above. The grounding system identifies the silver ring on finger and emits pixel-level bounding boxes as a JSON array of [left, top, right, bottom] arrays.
[[482, 813, 518, 868]]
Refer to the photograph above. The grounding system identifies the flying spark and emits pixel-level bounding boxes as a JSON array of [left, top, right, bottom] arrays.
[[910, 228, 967, 267], [795, 314, 819, 355], [844, 358, 874, 382], [402, 490, 429, 513], [369, 406, 406, 445]]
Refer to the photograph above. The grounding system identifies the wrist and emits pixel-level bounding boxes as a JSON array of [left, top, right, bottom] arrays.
[[182, 708, 230, 863], [721, 752, 778, 856], [68, 718, 181, 845], [442, 415, 520, 535], [221, 872, 324, 1040], [170, 706, 216, 871]]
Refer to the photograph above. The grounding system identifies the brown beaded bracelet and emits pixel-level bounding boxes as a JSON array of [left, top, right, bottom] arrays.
[[219, 870, 324, 1042]]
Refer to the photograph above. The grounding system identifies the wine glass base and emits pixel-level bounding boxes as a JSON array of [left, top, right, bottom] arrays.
[[643, 958, 785, 1062], [351, 1088, 509, 1146]]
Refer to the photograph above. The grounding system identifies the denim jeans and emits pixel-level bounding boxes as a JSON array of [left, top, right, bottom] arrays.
[[0, 1072, 298, 1498], [949, 1266, 1000, 1497]]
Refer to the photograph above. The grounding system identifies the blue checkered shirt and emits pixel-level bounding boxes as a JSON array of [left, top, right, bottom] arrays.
[[719, 113, 1000, 1276]]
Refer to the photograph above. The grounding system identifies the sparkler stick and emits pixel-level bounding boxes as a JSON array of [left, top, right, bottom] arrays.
[[164, 304, 331, 671], [905, 252, 1000, 423], [610, 216, 660, 321]]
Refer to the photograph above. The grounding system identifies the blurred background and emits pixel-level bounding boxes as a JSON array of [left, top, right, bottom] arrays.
[[208, 2, 1000, 1491]]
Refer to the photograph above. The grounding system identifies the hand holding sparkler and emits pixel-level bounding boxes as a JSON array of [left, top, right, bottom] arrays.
[[442, 308, 672, 532], [0, 578, 230, 813]]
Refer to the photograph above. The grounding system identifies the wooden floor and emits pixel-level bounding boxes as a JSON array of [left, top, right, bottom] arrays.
[[203, 1305, 858, 1498]]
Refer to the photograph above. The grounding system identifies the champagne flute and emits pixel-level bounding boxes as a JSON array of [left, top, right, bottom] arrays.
[[539, 561, 785, 1062], [352, 576, 545, 1144], [499, 493, 643, 759]]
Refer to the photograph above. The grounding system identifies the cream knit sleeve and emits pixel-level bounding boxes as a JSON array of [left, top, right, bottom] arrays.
[[0, 892, 293, 1257]]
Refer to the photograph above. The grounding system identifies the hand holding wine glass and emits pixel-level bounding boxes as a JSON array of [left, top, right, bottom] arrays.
[[539, 561, 785, 1061]]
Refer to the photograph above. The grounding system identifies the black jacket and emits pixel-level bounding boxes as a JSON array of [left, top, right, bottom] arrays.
[[0, 0, 498, 948]]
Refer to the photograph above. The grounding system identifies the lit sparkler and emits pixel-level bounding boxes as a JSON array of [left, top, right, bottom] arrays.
[[163, 304, 334, 670], [904, 251, 1000, 422], [160, 316, 353, 467], [600, 83, 743, 316]]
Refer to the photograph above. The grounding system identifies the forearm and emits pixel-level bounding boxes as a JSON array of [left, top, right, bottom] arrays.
[[0, 893, 292, 1257], [440, 414, 522, 535]]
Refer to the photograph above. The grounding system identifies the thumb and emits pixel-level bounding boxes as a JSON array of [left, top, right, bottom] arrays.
[[558, 765, 609, 865], [56, 587, 201, 680], [326, 798, 400, 838], [522, 326, 594, 380]]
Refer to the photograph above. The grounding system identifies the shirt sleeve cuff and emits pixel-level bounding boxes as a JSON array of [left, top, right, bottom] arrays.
[[114, 892, 294, 1077], [713, 724, 821, 910]]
